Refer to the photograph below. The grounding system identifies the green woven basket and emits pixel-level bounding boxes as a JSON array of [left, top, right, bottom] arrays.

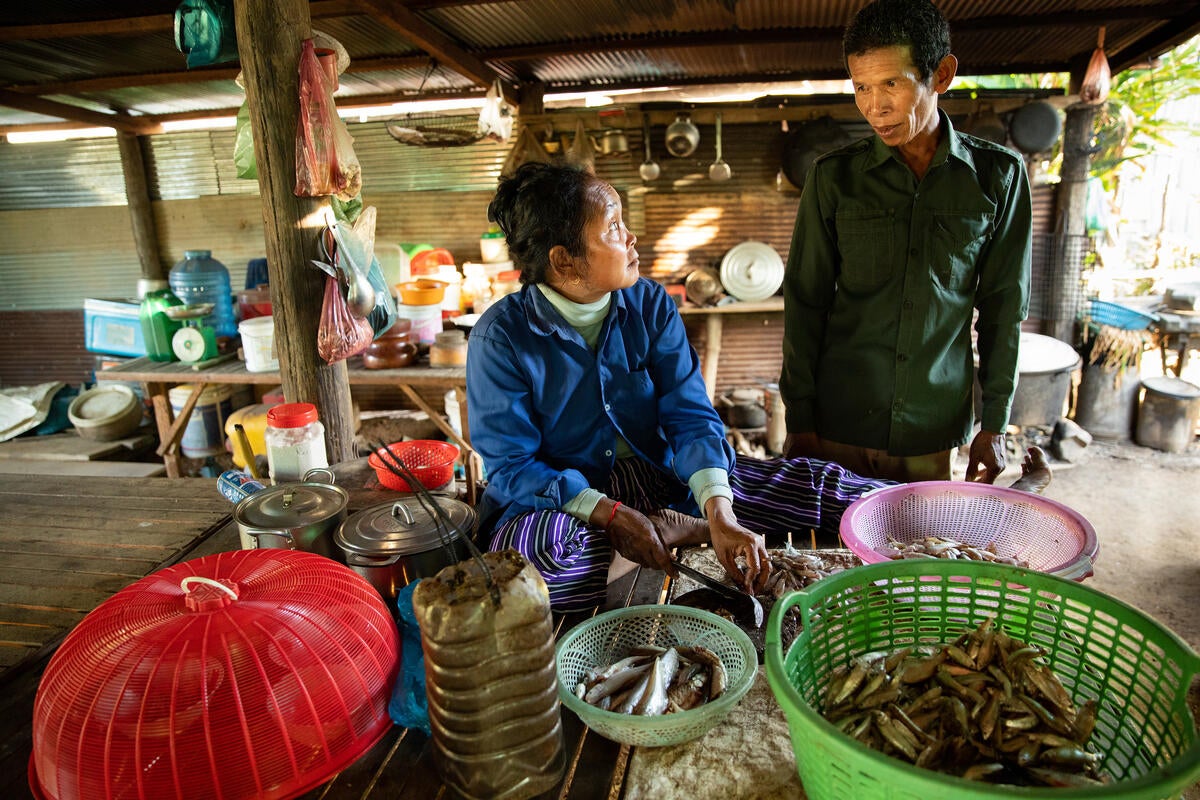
[[764, 560, 1200, 800], [556, 605, 757, 748]]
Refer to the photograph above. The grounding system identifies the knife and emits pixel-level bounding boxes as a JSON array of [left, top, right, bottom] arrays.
[[671, 558, 764, 628]]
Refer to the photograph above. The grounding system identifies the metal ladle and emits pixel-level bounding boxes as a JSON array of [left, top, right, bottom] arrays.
[[708, 112, 732, 182], [638, 116, 660, 181]]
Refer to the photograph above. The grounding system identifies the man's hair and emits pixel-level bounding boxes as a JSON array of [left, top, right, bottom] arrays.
[[843, 0, 951, 84]]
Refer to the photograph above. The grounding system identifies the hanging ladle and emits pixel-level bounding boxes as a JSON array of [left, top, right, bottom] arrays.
[[638, 115, 660, 181], [709, 111, 732, 182]]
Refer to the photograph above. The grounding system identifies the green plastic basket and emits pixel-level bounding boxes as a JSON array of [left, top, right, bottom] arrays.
[[556, 605, 757, 748], [765, 560, 1200, 800]]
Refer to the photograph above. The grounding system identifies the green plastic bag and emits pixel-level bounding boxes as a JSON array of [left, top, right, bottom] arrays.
[[234, 101, 256, 180]]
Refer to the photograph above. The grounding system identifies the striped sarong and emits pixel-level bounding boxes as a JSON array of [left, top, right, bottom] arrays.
[[489, 455, 890, 611]]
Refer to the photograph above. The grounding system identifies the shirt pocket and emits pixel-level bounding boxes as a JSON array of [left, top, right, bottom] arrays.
[[931, 211, 993, 291], [835, 209, 896, 292]]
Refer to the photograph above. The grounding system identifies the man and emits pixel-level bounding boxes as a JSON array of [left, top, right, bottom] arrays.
[[780, 0, 1032, 483]]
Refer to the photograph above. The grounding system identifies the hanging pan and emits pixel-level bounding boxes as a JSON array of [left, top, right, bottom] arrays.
[[1009, 101, 1062, 155]]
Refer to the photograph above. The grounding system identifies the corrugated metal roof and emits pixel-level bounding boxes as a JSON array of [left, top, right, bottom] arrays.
[[2, 0, 1197, 133]]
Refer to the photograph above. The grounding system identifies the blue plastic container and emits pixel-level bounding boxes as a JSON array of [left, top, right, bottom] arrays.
[[169, 250, 238, 338]]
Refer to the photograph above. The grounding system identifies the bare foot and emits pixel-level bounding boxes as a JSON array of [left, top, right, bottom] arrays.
[[647, 508, 710, 548], [1008, 446, 1052, 494]]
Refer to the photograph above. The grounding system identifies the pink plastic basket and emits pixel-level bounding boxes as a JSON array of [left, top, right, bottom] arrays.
[[839, 482, 1098, 581]]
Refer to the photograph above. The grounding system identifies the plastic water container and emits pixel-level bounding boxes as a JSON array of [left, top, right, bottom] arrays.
[[169, 250, 238, 338], [169, 383, 234, 458]]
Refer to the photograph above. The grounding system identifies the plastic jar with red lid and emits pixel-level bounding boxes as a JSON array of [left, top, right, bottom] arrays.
[[265, 402, 328, 484]]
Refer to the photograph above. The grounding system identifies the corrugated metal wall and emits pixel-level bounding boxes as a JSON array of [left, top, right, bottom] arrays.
[[0, 110, 1056, 401]]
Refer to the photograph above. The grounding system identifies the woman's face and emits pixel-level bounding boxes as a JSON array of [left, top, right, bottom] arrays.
[[552, 181, 639, 303]]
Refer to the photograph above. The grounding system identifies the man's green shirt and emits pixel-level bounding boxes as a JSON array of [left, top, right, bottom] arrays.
[[780, 110, 1032, 456]]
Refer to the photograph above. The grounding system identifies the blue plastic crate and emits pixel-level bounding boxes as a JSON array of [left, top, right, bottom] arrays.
[[83, 298, 148, 357], [1086, 299, 1157, 330]]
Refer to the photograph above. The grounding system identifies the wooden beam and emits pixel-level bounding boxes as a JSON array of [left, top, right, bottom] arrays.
[[352, 0, 500, 90], [233, 0, 356, 463], [6, 56, 428, 97], [0, 1, 359, 41], [116, 132, 165, 281], [0, 88, 161, 134]]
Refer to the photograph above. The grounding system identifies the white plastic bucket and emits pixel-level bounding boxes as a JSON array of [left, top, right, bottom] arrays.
[[396, 302, 443, 344], [239, 315, 279, 372], [169, 383, 235, 458]]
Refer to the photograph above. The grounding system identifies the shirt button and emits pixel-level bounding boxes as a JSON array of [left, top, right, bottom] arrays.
[[605, 450, 613, 456], [903, 300, 913, 310], [604, 404, 611, 411]]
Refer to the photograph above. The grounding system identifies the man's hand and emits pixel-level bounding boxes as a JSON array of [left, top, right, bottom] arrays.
[[783, 431, 820, 460], [706, 498, 770, 593], [597, 501, 674, 573], [965, 429, 1006, 484]]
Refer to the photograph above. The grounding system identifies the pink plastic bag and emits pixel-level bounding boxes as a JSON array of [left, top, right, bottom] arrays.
[[317, 273, 373, 364], [295, 38, 362, 200]]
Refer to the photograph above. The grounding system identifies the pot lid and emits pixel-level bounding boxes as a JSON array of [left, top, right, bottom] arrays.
[[234, 481, 348, 529], [720, 241, 784, 302], [336, 496, 476, 556], [30, 549, 398, 800], [1142, 375, 1200, 399]]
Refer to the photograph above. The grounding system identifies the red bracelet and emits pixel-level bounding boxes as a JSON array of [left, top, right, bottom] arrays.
[[606, 501, 622, 528]]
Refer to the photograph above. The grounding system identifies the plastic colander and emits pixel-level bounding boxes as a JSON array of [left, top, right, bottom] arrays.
[[765, 559, 1200, 800], [556, 605, 757, 748], [840, 481, 1099, 581], [29, 549, 400, 800], [369, 440, 459, 491]]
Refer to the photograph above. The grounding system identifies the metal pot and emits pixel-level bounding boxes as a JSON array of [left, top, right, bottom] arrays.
[[598, 128, 629, 156], [335, 496, 477, 604], [665, 112, 700, 158], [233, 468, 348, 561]]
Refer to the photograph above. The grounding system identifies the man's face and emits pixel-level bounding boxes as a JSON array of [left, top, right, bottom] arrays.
[[848, 44, 947, 149]]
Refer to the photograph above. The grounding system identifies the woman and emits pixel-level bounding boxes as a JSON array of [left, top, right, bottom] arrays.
[[467, 161, 1048, 612]]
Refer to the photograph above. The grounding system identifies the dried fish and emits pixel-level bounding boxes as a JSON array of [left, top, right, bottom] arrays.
[[881, 536, 1030, 568], [820, 616, 1109, 787]]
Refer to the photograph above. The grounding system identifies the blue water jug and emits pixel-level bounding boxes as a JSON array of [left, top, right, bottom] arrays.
[[169, 250, 238, 338]]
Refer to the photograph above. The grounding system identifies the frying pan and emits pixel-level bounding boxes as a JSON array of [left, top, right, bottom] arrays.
[[1009, 101, 1062, 155], [781, 116, 853, 189]]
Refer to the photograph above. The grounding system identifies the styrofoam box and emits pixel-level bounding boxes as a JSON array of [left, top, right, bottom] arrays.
[[84, 298, 148, 357]]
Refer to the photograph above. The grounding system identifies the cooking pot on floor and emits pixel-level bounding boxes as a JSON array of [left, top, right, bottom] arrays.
[[233, 467, 348, 561], [335, 496, 477, 604]]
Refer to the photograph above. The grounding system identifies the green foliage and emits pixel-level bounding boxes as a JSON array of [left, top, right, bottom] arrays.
[[1090, 36, 1200, 188]]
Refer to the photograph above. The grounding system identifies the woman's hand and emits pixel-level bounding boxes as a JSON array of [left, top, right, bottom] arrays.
[[595, 500, 674, 573], [705, 498, 770, 593]]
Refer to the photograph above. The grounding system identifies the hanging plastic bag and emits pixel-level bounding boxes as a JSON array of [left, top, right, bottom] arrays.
[[1080, 27, 1111, 105], [234, 100, 257, 179], [332, 218, 398, 338], [317, 273, 373, 364], [477, 78, 513, 143], [295, 38, 362, 201]]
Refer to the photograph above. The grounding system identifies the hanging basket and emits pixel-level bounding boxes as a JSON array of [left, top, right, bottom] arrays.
[[386, 113, 483, 147]]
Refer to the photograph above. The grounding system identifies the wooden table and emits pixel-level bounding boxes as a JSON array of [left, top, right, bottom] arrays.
[[94, 356, 472, 480], [0, 476, 234, 798], [680, 298, 783, 402]]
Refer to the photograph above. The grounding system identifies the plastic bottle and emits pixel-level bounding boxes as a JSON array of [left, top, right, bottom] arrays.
[[138, 282, 184, 362], [169, 250, 238, 338], [461, 262, 494, 314], [264, 402, 328, 484]]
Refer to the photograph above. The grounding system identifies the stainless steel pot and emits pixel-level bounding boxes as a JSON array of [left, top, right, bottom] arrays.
[[233, 468, 348, 562], [335, 496, 477, 604]]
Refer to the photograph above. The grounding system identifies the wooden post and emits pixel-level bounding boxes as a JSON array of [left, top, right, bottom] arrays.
[[116, 131, 164, 280], [1049, 102, 1099, 342], [233, 0, 355, 463]]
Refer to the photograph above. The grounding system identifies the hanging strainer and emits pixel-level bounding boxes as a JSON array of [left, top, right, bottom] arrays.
[[29, 549, 400, 800]]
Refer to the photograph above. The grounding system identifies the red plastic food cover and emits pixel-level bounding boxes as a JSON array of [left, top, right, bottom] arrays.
[[30, 549, 400, 800]]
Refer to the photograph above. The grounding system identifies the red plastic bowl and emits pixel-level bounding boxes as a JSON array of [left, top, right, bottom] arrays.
[[29, 549, 400, 800], [369, 440, 459, 491], [839, 481, 1099, 581]]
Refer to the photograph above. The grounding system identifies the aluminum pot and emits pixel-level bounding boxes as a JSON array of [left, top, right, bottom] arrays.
[[335, 496, 477, 604], [233, 468, 348, 562]]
